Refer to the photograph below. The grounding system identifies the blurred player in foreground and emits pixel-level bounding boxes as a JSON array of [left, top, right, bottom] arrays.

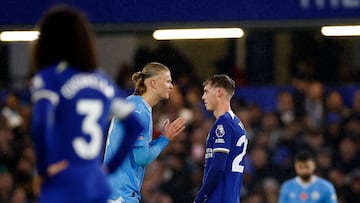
[[279, 150, 338, 203], [104, 62, 186, 203], [30, 5, 142, 203], [194, 74, 248, 203]]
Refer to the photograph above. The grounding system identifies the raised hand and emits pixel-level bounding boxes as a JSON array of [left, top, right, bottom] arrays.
[[162, 117, 186, 141]]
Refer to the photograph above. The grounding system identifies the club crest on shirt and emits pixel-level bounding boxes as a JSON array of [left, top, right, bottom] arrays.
[[311, 191, 320, 200], [215, 125, 225, 137]]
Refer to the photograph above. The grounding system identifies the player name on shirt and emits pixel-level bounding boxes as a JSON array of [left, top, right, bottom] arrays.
[[61, 74, 115, 99]]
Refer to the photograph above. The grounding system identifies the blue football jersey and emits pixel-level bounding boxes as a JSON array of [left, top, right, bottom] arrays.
[[104, 95, 152, 202], [198, 111, 248, 203], [279, 176, 338, 203], [31, 62, 131, 203]]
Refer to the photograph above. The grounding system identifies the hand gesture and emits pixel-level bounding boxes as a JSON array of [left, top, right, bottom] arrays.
[[162, 117, 186, 141], [33, 160, 68, 196]]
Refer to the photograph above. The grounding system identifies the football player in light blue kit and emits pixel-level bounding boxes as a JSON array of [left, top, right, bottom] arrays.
[[104, 62, 186, 203], [279, 150, 338, 203], [30, 6, 142, 203], [194, 74, 249, 203]]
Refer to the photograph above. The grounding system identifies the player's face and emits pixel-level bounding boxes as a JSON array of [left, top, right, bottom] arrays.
[[153, 71, 173, 99], [295, 160, 316, 182], [202, 84, 217, 111]]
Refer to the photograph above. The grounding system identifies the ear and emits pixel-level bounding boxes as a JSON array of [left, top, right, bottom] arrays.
[[150, 79, 157, 89], [216, 87, 223, 97]]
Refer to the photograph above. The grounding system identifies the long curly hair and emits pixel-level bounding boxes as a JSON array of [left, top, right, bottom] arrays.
[[31, 5, 98, 72]]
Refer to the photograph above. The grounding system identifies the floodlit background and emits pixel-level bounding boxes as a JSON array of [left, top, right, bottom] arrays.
[[0, 1, 359, 203]]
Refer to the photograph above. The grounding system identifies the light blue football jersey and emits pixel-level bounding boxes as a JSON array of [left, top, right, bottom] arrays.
[[279, 176, 338, 203], [104, 95, 152, 202]]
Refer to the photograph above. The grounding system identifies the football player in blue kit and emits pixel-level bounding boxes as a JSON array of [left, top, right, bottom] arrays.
[[30, 5, 142, 203], [194, 74, 249, 203], [104, 62, 186, 203], [279, 150, 338, 203]]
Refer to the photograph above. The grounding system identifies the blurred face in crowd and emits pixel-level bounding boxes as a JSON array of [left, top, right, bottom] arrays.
[[295, 159, 316, 182]]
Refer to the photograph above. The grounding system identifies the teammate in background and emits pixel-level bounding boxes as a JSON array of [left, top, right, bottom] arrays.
[[279, 150, 338, 203], [194, 74, 248, 203], [30, 5, 142, 203], [104, 62, 186, 203]]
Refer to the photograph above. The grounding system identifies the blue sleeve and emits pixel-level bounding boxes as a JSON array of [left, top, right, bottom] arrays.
[[132, 135, 169, 166], [105, 111, 144, 173], [195, 152, 228, 203], [278, 182, 289, 203], [325, 182, 338, 203], [31, 99, 54, 177]]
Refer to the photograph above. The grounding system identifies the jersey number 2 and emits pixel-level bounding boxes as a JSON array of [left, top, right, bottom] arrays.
[[232, 135, 248, 173], [73, 100, 103, 160]]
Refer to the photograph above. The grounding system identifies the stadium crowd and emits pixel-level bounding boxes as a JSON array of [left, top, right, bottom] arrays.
[[0, 44, 360, 203]]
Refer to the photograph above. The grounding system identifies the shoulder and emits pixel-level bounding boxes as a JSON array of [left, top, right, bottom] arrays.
[[281, 177, 297, 188], [216, 112, 233, 126], [315, 176, 336, 189], [127, 95, 147, 108], [218, 111, 246, 132], [31, 65, 58, 90], [127, 94, 135, 101]]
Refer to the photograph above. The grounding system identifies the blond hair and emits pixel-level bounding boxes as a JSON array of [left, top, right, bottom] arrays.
[[132, 62, 170, 95]]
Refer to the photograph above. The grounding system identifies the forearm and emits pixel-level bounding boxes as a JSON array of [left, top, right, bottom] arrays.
[[132, 135, 169, 166], [105, 112, 143, 173], [31, 99, 53, 176], [195, 171, 223, 203], [195, 152, 228, 203]]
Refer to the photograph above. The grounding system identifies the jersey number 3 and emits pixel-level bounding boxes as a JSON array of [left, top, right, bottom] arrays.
[[73, 100, 103, 160], [232, 135, 248, 173]]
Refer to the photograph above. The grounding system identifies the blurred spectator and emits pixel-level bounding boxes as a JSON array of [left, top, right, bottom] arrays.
[[247, 104, 263, 133], [0, 166, 14, 203], [315, 147, 333, 178], [10, 187, 28, 203], [242, 192, 264, 203], [259, 112, 283, 150], [245, 147, 273, 192], [328, 167, 350, 203], [291, 74, 308, 121], [304, 81, 325, 129], [1, 92, 23, 130], [324, 90, 350, 119], [303, 128, 324, 152], [333, 136, 360, 174], [276, 90, 296, 126], [0, 126, 18, 172], [323, 112, 342, 149], [235, 107, 256, 141], [346, 169, 360, 203], [261, 177, 279, 203], [115, 63, 135, 94], [351, 89, 360, 115]]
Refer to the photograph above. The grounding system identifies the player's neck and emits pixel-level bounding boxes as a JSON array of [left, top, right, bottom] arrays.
[[141, 92, 160, 107], [213, 102, 231, 119], [298, 175, 315, 184]]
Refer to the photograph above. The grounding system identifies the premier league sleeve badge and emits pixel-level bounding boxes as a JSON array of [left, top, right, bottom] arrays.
[[215, 125, 225, 137]]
